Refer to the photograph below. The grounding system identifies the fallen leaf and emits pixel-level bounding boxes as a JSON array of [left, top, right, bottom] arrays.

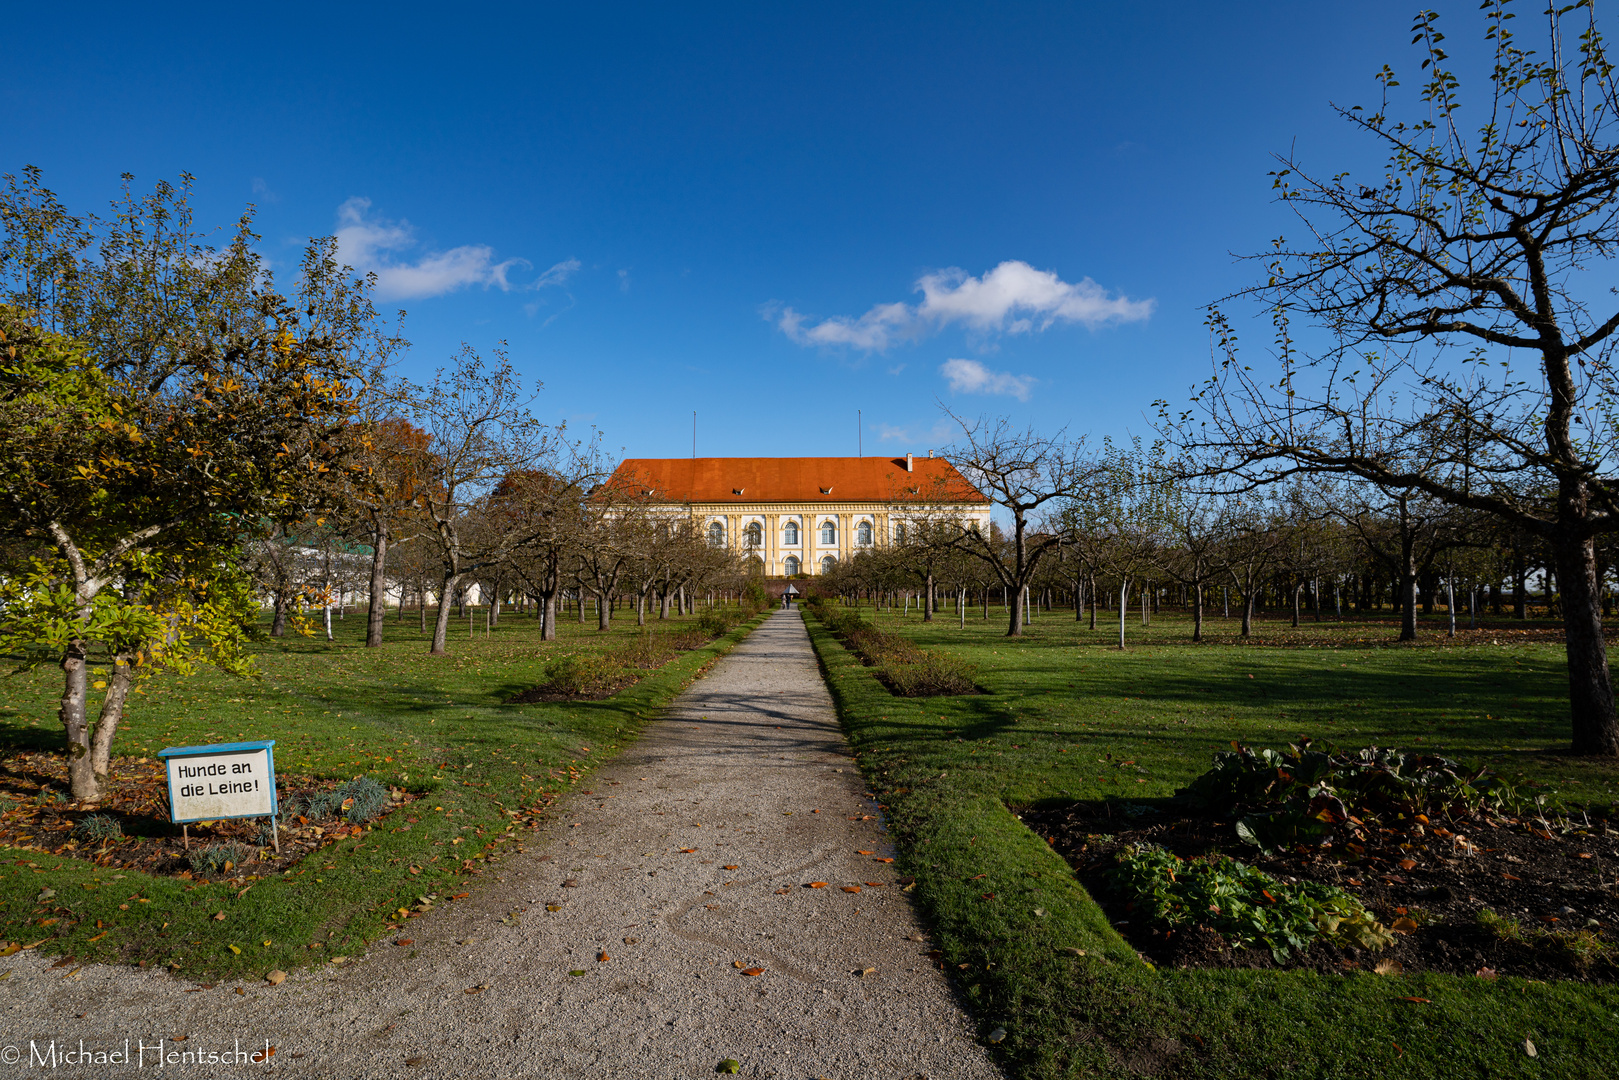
[[875, 857, 895, 864], [623, 937, 640, 945], [228, 945, 242, 955], [252, 1046, 276, 1063], [597, 953, 610, 962], [856, 967, 876, 977], [841, 886, 862, 893], [87, 931, 107, 943], [464, 985, 486, 994], [774, 888, 790, 895], [719, 1060, 740, 1075], [987, 1027, 1007, 1044], [266, 970, 287, 986], [1397, 858, 1417, 870], [863, 882, 885, 888], [1391, 917, 1419, 934], [546, 905, 562, 912], [740, 967, 764, 976], [679, 848, 697, 854], [807, 882, 827, 889], [722, 865, 739, 870], [395, 939, 414, 947], [234, 987, 245, 996], [1476, 967, 1498, 980], [1399, 996, 1431, 1004], [1524, 1039, 1537, 1058], [568, 970, 586, 977], [856, 850, 874, 855], [212, 912, 226, 921], [562, 879, 579, 888], [1373, 959, 1403, 976]]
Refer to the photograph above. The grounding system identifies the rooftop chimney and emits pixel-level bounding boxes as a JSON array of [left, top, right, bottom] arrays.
[[928, 449, 933, 458], [905, 453, 913, 472]]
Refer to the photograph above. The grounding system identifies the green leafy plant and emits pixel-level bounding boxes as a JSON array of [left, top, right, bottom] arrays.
[[188, 841, 254, 876], [1108, 843, 1393, 962], [1177, 739, 1527, 851], [70, 814, 123, 843], [808, 601, 979, 696]]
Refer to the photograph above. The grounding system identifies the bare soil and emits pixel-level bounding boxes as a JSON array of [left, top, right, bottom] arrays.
[[1027, 799, 1619, 983], [0, 750, 415, 882]]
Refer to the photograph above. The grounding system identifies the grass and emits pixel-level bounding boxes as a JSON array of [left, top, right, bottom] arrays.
[[803, 600, 1619, 1080], [0, 602, 764, 981]]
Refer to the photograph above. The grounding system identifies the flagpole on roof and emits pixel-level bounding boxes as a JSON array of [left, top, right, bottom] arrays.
[[858, 410, 862, 457], [692, 411, 696, 459]]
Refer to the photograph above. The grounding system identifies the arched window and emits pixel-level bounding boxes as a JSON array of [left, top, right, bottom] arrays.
[[783, 521, 800, 545], [894, 520, 908, 544], [783, 555, 800, 576], [820, 520, 837, 545], [744, 521, 762, 546], [856, 520, 872, 546], [820, 555, 837, 575], [707, 522, 725, 547]]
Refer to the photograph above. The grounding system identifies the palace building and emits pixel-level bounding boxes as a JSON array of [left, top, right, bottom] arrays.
[[608, 454, 991, 576]]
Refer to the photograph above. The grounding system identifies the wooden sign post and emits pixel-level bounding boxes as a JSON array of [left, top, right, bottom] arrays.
[[158, 740, 280, 854]]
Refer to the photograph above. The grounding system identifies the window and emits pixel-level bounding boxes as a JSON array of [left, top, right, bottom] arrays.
[[783, 555, 800, 576], [856, 520, 872, 546], [707, 522, 725, 547], [744, 522, 762, 546], [820, 520, 837, 545], [820, 555, 837, 575], [894, 521, 908, 544], [783, 521, 800, 545]]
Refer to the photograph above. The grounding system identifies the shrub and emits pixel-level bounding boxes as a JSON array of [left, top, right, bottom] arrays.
[[880, 650, 980, 697], [71, 814, 123, 843], [808, 602, 979, 696], [695, 609, 735, 636], [1109, 843, 1393, 962], [537, 651, 625, 696], [188, 840, 254, 875], [1176, 739, 1525, 851]]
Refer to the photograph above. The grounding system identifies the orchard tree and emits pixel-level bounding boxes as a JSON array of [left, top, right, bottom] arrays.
[[405, 344, 552, 654], [944, 411, 1095, 636], [1169, 3, 1619, 754], [0, 173, 388, 799]]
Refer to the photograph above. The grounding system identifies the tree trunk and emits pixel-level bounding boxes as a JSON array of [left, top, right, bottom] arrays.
[[431, 574, 460, 654], [924, 572, 934, 623], [1291, 583, 1301, 628], [60, 641, 96, 800], [87, 654, 137, 793], [1006, 580, 1025, 636], [1193, 583, 1204, 642], [597, 592, 610, 631], [1555, 534, 1619, 754], [542, 593, 557, 640], [271, 592, 289, 637], [366, 521, 389, 647], [1118, 579, 1128, 649], [1089, 575, 1097, 629], [1399, 568, 1418, 642]]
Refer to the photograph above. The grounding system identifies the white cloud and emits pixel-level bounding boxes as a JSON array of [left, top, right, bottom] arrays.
[[876, 418, 957, 445], [771, 260, 1153, 352], [334, 197, 566, 302], [940, 358, 1035, 401]]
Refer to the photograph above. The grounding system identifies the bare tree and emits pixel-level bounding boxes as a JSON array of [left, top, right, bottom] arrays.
[[1167, 5, 1619, 753], [406, 344, 552, 654], [944, 412, 1094, 636]]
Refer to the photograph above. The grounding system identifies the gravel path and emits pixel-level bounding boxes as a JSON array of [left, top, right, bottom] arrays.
[[0, 609, 1001, 1079]]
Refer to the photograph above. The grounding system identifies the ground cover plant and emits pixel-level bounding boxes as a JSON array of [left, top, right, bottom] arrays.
[[803, 601, 1619, 1079], [510, 607, 761, 702], [0, 603, 764, 981]]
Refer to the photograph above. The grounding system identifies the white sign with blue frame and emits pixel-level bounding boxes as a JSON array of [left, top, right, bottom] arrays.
[[159, 740, 279, 823]]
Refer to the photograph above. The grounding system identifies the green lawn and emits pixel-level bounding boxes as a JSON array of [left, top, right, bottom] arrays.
[[0, 602, 763, 981], [805, 601, 1619, 1080]]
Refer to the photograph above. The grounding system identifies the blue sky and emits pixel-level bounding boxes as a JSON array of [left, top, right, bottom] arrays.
[[5, 1, 1431, 459]]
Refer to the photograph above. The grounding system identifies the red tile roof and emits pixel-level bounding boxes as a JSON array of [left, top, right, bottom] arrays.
[[608, 456, 988, 505]]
